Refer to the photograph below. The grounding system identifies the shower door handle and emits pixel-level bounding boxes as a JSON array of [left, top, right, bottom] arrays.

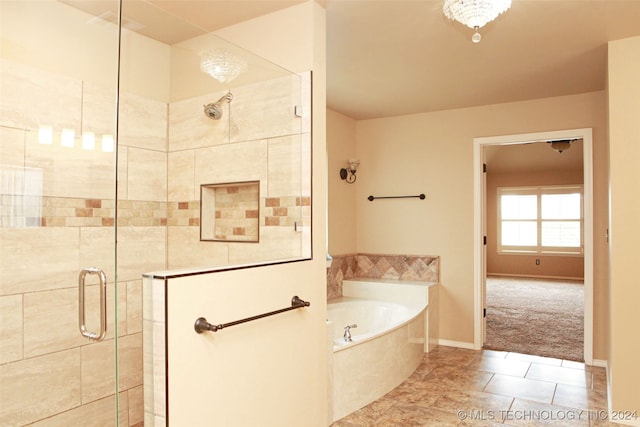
[[78, 267, 107, 341]]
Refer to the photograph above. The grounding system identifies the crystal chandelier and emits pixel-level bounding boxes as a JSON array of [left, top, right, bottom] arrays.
[[443, 0, 511, 43], [200, 48, 247, 83]]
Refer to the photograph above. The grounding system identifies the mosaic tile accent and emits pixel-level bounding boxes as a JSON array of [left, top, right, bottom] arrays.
[[1, 196, 307, 230], [327, 253, 439, 300], [0, 196, 168, 228]]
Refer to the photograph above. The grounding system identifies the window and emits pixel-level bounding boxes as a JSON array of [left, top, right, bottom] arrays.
[[497, 186, 583, 255]]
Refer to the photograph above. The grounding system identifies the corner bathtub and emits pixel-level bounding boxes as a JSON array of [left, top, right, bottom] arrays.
[[327, 279, 437, 422], [329, 299, 422, 350]]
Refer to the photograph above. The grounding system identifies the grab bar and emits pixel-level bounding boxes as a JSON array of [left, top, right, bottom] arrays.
[[194, 296, 310, 333], [368, 193, 425, 201]]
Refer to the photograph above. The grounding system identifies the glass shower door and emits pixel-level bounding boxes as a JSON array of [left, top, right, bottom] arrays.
[[0, 0, 125, 425]]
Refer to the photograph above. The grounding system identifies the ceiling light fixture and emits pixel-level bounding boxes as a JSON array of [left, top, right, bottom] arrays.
[[443, 0, 511, 43], [547, 139, 574, 154], [200, 48, 247, 84]]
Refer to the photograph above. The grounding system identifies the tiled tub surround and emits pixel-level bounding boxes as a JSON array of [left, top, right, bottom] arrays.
[[328, 279, 439, 422], [327, 254, 439, 300], [1, 58, 309, 425]]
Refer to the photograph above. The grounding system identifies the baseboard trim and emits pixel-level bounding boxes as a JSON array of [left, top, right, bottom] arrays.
[[487, 273, 584, 282], [608, 414, 640, 426], [591, 359, 607, 368], [438, 339, 477, 350]]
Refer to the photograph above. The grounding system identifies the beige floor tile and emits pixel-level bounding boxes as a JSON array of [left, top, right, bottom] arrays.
[[470, 355, 531, 378], [334, 346, 611, 426], [425, 365, 495, 392], [561, 360, 586, 369], [484, 374, 556, 404], [431, 388, 514, 415], [552, 383, 608, 411], [526, 363, 591, 388], [506, 398, 590, 426], [380, 402, 462, 426], [505, 352, 563, 366], [483, 349, 509, 359]]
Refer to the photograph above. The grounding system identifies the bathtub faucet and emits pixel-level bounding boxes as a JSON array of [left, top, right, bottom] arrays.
[[343, 324, 358, 342]]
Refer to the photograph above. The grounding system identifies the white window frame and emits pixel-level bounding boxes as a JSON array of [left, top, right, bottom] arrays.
[[497, 185, 584, 255]]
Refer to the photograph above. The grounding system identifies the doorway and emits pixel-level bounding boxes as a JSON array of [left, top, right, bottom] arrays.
[[473, 129, 594, 365]]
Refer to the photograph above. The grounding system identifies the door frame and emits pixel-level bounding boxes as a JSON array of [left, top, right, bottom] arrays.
[[473, 128, 594, 364]]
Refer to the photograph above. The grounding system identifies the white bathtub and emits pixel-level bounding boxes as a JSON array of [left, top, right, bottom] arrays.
[[328, 299, 422, 350], [328, 278, 438, 422]]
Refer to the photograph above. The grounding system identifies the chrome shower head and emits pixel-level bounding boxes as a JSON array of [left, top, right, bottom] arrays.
[[203, 103, 222, 120], [203, 91, 233, 120]]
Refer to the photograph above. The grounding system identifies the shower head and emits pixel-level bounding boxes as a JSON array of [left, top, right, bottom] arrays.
[[203, 91, 233, 120]]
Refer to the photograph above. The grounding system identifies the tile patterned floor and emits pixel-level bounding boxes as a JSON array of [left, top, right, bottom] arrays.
[[332, 346, 620, 426]]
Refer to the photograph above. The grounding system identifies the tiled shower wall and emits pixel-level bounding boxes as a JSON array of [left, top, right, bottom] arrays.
[[0, 57, 309, 426], [166, 73, 311, 268], [326, 253, 440, 300], [1, 59, 152, 426]]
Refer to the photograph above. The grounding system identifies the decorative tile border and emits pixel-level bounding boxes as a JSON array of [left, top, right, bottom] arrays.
[[1, 195, 308, 229], [327, 253, 439, 300]]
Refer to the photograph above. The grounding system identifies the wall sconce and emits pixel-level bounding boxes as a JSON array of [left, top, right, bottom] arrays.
[[339, 159, 360, 184]]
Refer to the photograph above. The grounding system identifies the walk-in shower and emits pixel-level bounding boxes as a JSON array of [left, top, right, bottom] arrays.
[[203, 91, 233, 120]]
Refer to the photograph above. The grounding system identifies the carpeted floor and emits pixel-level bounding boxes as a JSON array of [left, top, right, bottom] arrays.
[[484, 276, 584, 362]]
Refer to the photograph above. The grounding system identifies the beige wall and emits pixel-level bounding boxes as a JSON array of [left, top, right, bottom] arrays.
[[327, 108, 358, 255], [486, 169, 585, 279], [328, 91, 609, 356], [607, 35, 640, 416], [165, 2, 328, 425]]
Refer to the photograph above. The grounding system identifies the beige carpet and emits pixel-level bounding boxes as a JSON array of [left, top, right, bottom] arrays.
[[484, 276, 584, 362]]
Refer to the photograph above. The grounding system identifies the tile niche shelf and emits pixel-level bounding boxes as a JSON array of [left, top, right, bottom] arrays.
[[200, 181, 260, 242]]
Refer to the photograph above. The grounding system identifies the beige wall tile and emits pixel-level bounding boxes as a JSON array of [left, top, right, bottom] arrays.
[[29, 395, 119, 427], [118, 389, 130, 426], [227, 227, 302, 264], [267, 135, 301, 197], [128, 385, 144, 426], [0, 227, 80, 295], [0, 348, 81, 426], [118, 145, 129, 200], [119, 332, 143, 391], [82, 81, 118, 139], [23, 287, 85, 357], [24, 129, 116, 200], [0, 294, 23, 363], [83, 279, 127, 341], [169, 91, 230, 152], [0, 126, 26, 166], [127, 147, 167, 202], [168, 150, 196, 201], [127, 279, 143, 335], [194, 139, 268, 194], [117, 226, 167, 280], [0, 59, 81, 131], [229, 76, 301, 143], [80, 226, 116, 281], [301, 132, 312, 196], [119, 92, 167, 152], [167, 226, 229, 270], [81, 339, 116, 403]]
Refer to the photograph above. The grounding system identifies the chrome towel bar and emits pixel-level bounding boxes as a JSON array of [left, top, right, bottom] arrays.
[[194, 296, 310, 334]]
